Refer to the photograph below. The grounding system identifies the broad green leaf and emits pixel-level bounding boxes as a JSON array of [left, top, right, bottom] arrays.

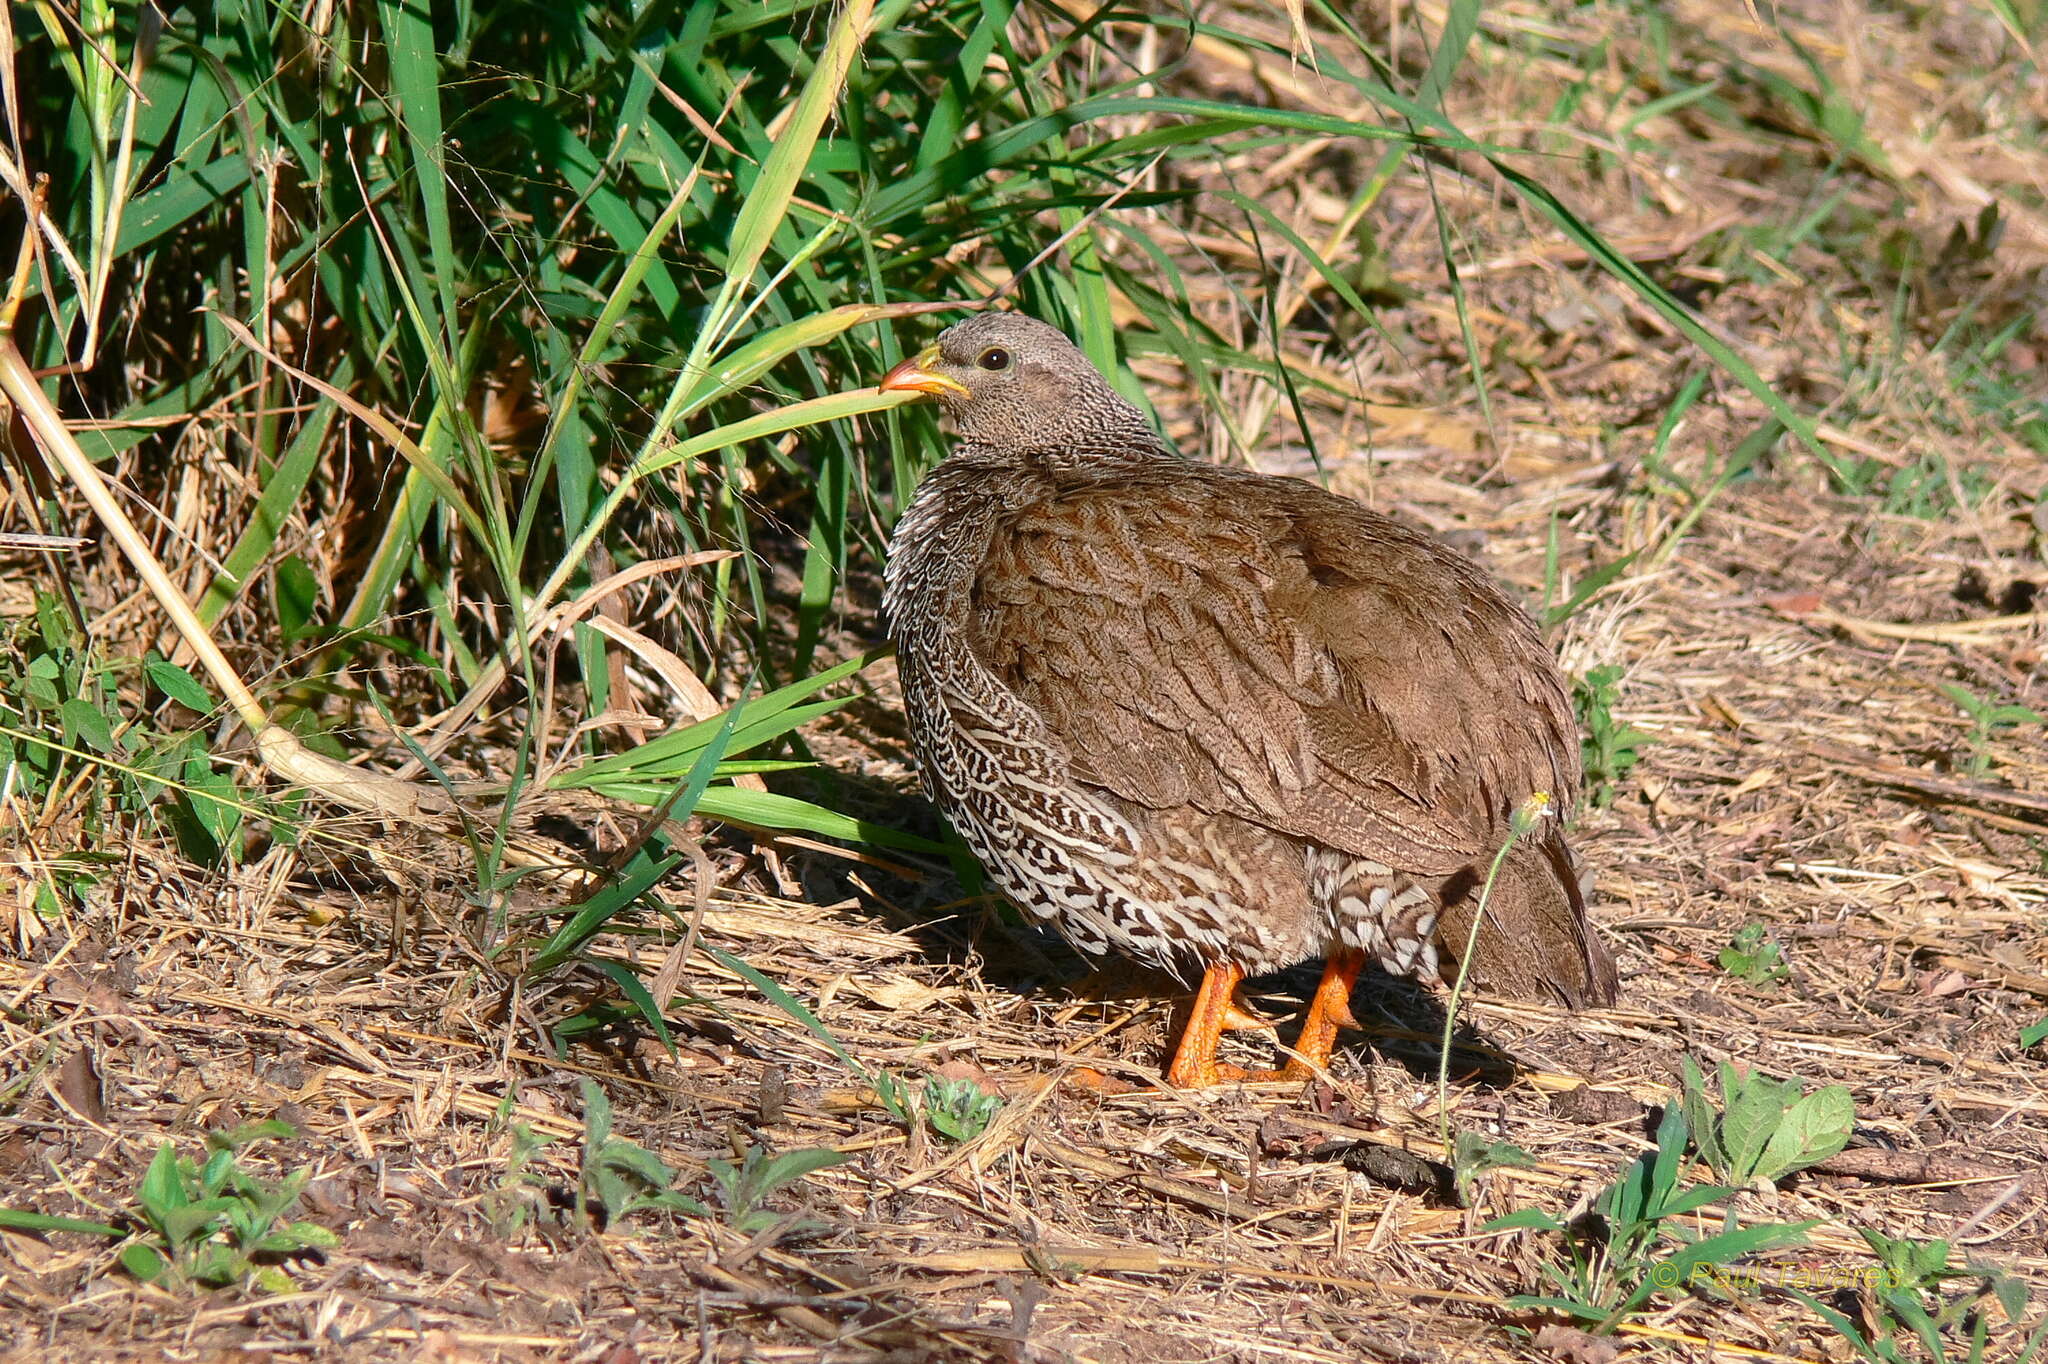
[[145, 658, 217, 712], [137, 1142, 186, 1221], [119, 1243, 168, 1282], [59, 698, 115, 754], [1754, 1086, 1855, 1182]]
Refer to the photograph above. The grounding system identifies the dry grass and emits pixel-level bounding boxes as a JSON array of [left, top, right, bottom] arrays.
[[5, 0, 2047, 1360]]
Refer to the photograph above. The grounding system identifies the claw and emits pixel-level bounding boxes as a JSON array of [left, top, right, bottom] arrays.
[[1222, 992, 1283, 1032]]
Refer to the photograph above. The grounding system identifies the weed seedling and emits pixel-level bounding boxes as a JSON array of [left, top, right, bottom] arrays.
[[0, 1121, 337, 1293], [1717, 923, 1790, 986], [2022, 1016, 2048, 1050], [1489, 1103, 1816, 1325], [482, 1119, 557, 1237], [576, 1080, 707, 1230], [922, 1076, 1003, 1143], [1573, 665, 1651, 807], [1786, 1229, 2045, 1364], [706, 1142, 848, 1235], [1451, 1130, 1536, 1208], [1939, 682, 2044, 778], [1680, 1057, 1854, 1191]]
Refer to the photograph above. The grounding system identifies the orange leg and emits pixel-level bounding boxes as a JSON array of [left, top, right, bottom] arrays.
[[1166, 961, 1251, 1088], [1279, 948, 1365, 1079]]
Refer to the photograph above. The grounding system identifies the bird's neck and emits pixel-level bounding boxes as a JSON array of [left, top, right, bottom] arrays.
[[882, 457, 1006, 643], [950, 388, 1173, 464], [882, 424, 1175, 642]]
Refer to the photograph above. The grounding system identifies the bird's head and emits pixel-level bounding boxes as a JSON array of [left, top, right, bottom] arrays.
[[877, 311, 1155, 454]]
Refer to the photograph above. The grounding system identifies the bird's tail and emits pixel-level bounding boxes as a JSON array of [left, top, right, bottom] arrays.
[[1432, 831, 1619, 1008]]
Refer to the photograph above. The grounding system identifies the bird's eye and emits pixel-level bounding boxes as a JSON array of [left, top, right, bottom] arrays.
[[977, 347, 1010, 371]]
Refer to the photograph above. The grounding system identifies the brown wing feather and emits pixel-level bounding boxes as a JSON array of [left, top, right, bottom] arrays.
[[966, 463, 1578, 876]]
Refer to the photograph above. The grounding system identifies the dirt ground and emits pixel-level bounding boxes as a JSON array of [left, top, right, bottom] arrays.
[[5, 1, 2048, 1362]]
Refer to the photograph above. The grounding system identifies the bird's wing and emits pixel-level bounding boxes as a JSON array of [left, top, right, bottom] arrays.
[[964, 465, 1578, 874]]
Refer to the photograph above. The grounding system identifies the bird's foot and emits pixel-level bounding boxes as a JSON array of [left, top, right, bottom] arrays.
[[1222, 993, 1284, 1032], [1165, 1055, 1267, 1088]]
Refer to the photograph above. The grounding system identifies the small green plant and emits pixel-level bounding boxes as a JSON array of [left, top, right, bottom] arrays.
[[1859, 1229, 1990, 1304], [1939, 682, 2045, 778], [1680, 1058, 1854, 1191], [1786, 1229, 2045, 1364], [1488, 1104, 1815, 1324], [1717, 923, 1790, 986], [124, 1126, 339, 1291], [706, 1142, 848, 1235], [0, 593, 104, 803], [1881, 454, 1994, 521], [482, 1119, 557, 1236], [0, 592, 250, 872], [922, 1076, 1003, 1143], [576, 1080, 708, 1230], [0, 1121, 337, 1293], [1573, 665, 1652, 807], [1451, 1130, 1535, 1207], [2022, 1016, 2048, 1050]]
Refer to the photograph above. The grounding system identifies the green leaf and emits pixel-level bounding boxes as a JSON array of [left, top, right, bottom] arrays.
[[756, 1146, 848, 1195], [526, 843, 683, 977], [1500, 1294, 1607, 1323], [216, 1119, 299, 1150], [1680, 1057, 1727, 1176], [251, 1265, 296, 1293], [1483, 1208, 1565, 1233], [1719, 1069, 1793, 1182], [1990, 1265, 2030, 1321], [692, 786, 947, 853], [1753, 1085, 1855, 1182], [274, 555, 320, 643], [1651, 1184, 1736, 1219], [161, 1201, 233, 1248], [706, 947, 868, 1082], [136, 1142, 187, 1223], [119, 1243, 168, 1282], [554, 650, 878, 788], [198, 1148, 234, 1198], [59, 697, 115, 754], [580, 1078, 614, 1153], [0, 1207, 125, 1237], [248, 1221, 341, 1253], [1645, 1101, 1688, 1211], [115, 157, 253, 254], [1629, 1221, 1818, 1312], [145, 658, 218, 712], [2021, 1016, 2048, 1049], [587, 958, 676, 1057], [697, 0, 877, 354]]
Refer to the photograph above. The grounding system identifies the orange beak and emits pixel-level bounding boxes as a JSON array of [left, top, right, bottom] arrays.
[[877, 346, 969, 398]]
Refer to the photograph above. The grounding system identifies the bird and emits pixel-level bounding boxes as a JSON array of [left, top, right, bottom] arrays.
[[875, 311, 1618, 1087]]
